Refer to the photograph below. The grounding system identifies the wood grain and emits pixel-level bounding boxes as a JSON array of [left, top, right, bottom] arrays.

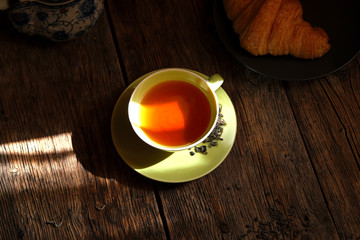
[[0, 12, 166, 240], [284, 56, 360, 238]]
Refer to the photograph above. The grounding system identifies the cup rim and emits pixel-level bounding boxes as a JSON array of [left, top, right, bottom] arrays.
[[128, 68, 220, 152]]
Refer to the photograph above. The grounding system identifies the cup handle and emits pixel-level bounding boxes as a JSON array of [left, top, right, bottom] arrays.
[[0, 0, 9, 10], [207, 74, 224, 92]]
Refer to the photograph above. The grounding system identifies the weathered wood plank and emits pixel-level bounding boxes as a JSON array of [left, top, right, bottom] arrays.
[[285, 56, 360, 238], [106, 0, 229, 81], [0, 11, 166, 240]]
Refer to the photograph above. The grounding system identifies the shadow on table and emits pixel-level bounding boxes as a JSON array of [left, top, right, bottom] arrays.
[[0, 12, 161, 191]]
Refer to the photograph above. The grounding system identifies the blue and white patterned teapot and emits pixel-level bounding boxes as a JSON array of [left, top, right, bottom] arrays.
[[0, 0, 104, 41]]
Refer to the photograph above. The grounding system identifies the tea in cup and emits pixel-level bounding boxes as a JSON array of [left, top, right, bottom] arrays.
[[128, 68, 224, 152]]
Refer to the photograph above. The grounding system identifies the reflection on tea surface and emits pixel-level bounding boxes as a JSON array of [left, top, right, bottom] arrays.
[[139, 81, 211, 147]]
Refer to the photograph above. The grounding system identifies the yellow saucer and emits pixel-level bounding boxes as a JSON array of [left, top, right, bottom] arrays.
[[111, 69, 237, 183]]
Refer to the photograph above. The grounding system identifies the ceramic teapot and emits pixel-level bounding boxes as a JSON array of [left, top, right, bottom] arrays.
[[0, 0, 104, 41]]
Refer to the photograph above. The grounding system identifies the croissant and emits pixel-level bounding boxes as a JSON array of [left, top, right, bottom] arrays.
[[223, 0, 331, 59]]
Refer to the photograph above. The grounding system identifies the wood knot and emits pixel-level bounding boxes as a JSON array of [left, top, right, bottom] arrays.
[[0, 110, 9, 122], [219, 222, 231, 233]]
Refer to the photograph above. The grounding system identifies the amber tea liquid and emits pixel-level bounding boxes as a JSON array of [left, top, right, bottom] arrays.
[[139, 81, 211, 147]]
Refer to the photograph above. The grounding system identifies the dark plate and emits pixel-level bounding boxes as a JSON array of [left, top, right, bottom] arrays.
[[213, 0, 360, 80]]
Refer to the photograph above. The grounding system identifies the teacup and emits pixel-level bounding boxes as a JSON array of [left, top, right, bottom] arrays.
[[128, 68, 224, 152], [0, 0, 104, 41]]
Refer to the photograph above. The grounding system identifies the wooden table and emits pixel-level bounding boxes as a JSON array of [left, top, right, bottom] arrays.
[[1, 1, 359, 239]]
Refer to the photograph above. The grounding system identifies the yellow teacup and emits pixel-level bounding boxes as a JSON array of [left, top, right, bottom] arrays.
[[128, 68, 224, 152]]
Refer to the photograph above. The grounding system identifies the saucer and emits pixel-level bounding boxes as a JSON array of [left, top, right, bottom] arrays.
[[111, 69, 237, 183]]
